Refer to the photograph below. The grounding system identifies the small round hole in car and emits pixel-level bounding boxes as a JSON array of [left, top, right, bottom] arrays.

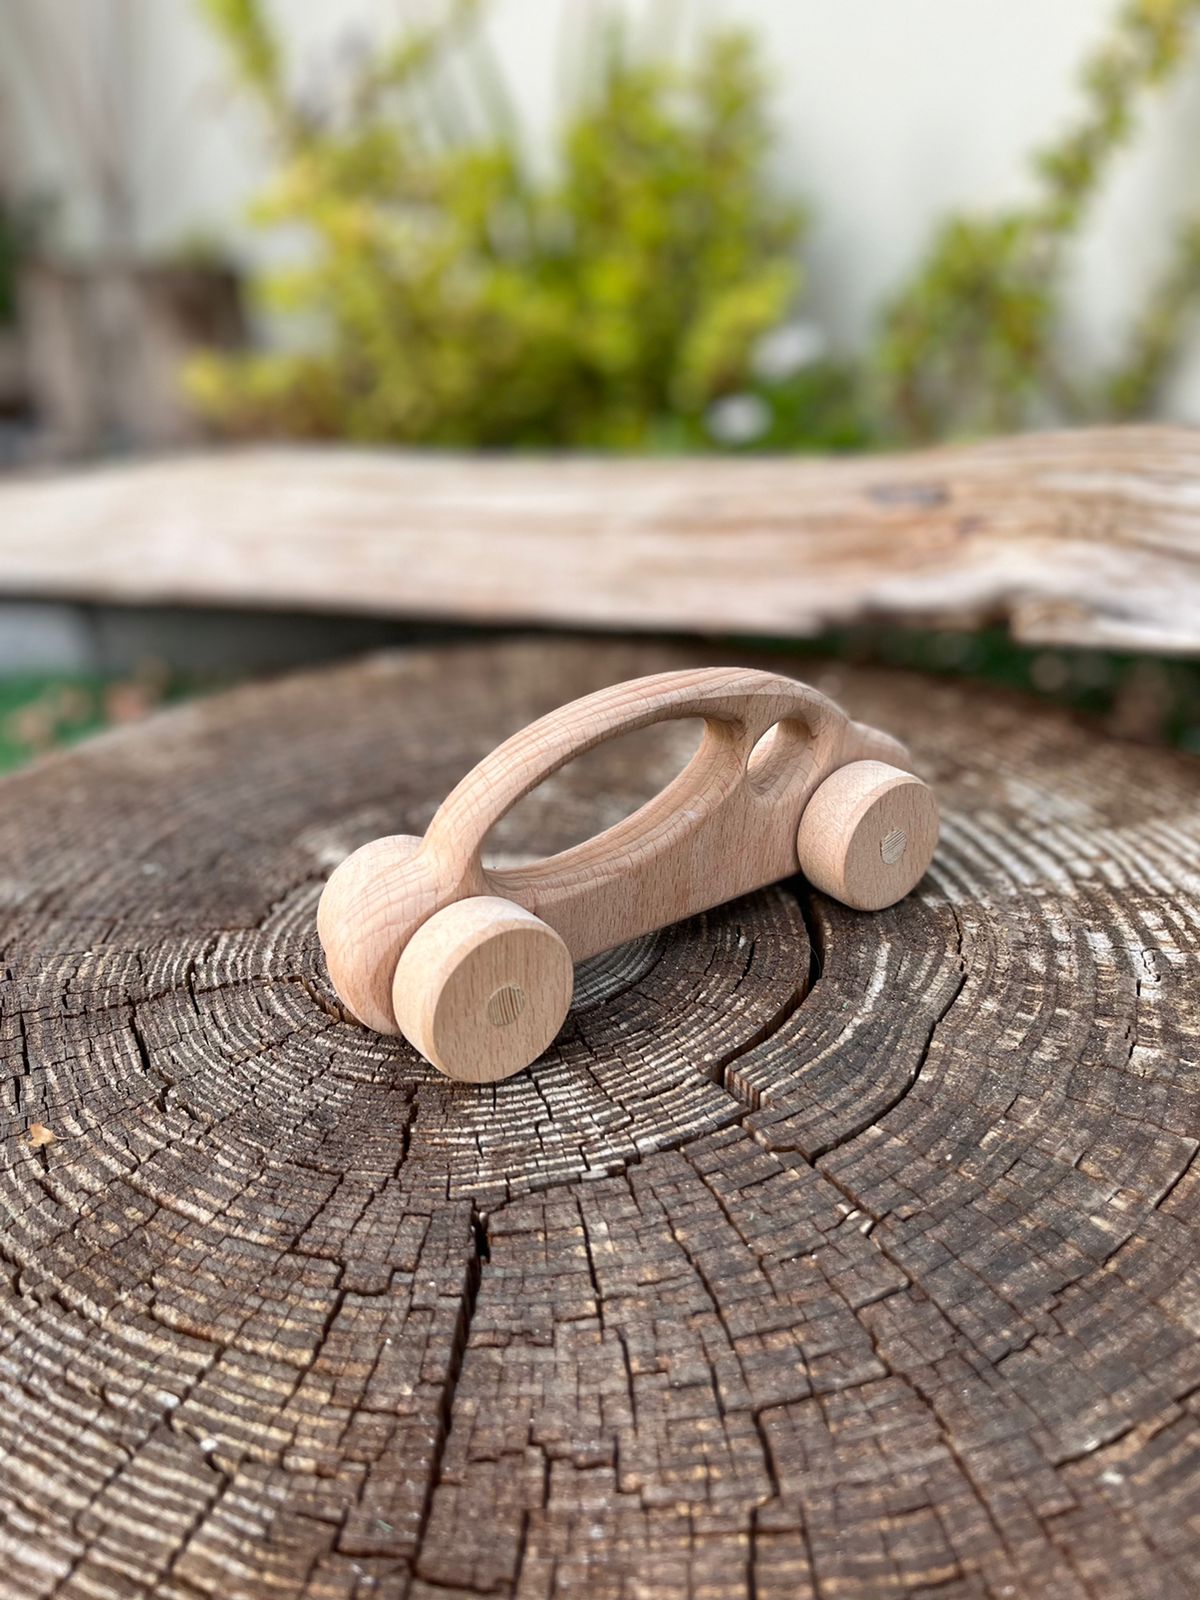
[[746, 718, 812, 795]]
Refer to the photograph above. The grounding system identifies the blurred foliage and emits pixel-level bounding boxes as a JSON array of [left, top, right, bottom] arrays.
[[0, 676, 108, 770], [190, 0, 802, 448], [1106, 211, 1200, 415], [3, 639, 1196, 777], [875, 0, 1200, 443], [0, 211, 17, 326], [192, 0, 1200, 453], [771, 630, 1200, 753], [0, 666, 179, 773], [0, 198, 44, 328]]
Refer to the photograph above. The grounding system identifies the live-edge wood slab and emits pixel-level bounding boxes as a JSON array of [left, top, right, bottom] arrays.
[[0, 639, 1197, 1599], [3, 425, 1200, 652]]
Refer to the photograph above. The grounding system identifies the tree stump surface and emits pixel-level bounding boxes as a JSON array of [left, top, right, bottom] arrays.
[[3, 425, 1200, 651], [1, 638, 1197, 1600]]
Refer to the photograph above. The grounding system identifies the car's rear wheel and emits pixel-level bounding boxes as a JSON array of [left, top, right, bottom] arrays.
[[797, 760, 939, 910]]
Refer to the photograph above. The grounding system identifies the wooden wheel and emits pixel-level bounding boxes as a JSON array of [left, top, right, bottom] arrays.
[[1, 638, 1197, 1600], [797, 758, 939, 910], [392, 896, 573, 1083]]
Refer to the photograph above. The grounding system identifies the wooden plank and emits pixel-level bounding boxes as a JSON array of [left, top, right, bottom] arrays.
[[1, 424, 1199, 651]]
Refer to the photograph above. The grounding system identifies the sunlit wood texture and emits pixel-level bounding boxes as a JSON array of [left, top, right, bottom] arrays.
[[2, 425, 1199, 650], [1, 639, 1198, 1599]]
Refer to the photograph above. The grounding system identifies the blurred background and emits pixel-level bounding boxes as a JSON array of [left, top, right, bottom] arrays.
[[2, 0, 1199, 767]]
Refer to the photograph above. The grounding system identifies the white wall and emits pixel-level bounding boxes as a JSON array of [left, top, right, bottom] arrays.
[[5, 0, 1200, 416]]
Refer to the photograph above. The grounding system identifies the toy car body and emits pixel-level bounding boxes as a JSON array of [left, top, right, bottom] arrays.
[[318, 666, 938, 1081]]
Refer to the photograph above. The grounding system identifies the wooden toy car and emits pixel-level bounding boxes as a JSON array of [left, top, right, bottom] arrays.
[[317, 666, 938, 1083]]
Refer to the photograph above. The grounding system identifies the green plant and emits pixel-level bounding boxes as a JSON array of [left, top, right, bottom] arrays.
[[190, 1, 801, 448], [0, 669, 182, 773], [874, 0, 1200, 443], [1107, 211, 1200, 415], [195, 0, 1200, 454]]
